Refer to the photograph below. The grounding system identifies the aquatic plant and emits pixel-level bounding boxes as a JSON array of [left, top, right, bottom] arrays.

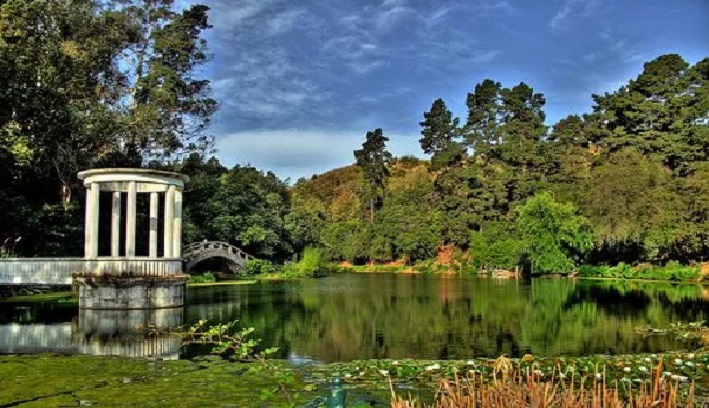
[[180, 320, 277, 360], [636, 321, 709, 351], [391, 358, 699, 407]]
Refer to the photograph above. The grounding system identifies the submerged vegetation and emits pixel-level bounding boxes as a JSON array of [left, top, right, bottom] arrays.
[[1, 352, 706, 407]]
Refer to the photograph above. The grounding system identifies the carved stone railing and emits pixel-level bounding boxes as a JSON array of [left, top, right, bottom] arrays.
[[182, 241, 255, 272]]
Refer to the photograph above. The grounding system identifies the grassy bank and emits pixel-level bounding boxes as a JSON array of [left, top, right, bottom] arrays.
[[0, 352, 706, 407], [334, 260, 707, 283], [578, 262, 704, 282], [0, 291, 78, 305]]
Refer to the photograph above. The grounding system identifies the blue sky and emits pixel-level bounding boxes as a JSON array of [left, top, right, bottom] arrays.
[[197, 0, 708, 182]]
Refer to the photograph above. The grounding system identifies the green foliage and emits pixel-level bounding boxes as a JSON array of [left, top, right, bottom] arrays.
[[517, 193, 593, 274], [179, 155, 293, 260], [245, 260, 279, 275], [578, 262, 701, 281], [282, 247, 327, 278], [469, 223, 523, 270], [187, 272, 216, 284], [181, 320, 276, 360]]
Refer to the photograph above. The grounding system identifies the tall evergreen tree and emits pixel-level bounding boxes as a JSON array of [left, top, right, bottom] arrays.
[[420, 99, 470, 246], [354, 128, 392, 221]]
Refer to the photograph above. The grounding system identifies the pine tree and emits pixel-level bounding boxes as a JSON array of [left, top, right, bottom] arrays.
[[354, 128, 392, 221]]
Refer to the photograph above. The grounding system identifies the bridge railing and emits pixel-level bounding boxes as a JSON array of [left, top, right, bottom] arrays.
[[183, 241, 255, 261]]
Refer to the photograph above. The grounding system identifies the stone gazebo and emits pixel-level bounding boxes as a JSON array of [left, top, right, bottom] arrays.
[[76, 168, 189, 309]]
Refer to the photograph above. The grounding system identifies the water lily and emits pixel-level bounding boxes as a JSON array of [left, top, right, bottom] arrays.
[[674, 358, 684, 365], [623, 367, 631, 373], [466, 360, 476, 366], [670, 374, 688, 382], [638, 366, 648, 372], [425, 364, 441, 371], [378, 369, 389, 376]]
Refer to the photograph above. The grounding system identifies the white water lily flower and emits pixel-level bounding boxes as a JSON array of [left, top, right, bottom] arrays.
[[685, 361, 694, 367], [674, 359, 683, 365], [392, 361, 399, 366], [687, 353, 695, 359], [623, 367, 631, 373], [638, 366, 648, 372], [425, 364, 441, 371], [644, 357, 652, 363], [670, 374, 688, 382], [466, 360, 476, 366], [595, 373, 602, 379], [378, 369, 389, 376], [662, 371, 672, 377], [344, 373, 352, 379]]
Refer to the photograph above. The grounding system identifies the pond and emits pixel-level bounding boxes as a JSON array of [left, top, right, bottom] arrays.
[[1, 274, 707, 361]]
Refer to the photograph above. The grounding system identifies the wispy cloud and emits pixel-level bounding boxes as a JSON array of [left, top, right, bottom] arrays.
[[550, 0, 600, 30]]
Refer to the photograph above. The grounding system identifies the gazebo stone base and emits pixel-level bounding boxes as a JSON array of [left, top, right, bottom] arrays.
[[76, 274, 187, 309]]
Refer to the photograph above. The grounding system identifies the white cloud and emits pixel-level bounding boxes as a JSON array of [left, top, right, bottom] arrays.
[[472, 50, 501, 63], [550, 0, 600, 30], [214, 47, 328, 118]]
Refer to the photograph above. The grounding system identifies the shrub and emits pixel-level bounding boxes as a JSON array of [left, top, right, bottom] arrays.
[[578, 262, 701, 281], [187, 272, 216, 284], [245, 259, 279, 275]]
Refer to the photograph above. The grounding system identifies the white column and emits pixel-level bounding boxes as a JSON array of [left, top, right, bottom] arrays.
[[149, 192, 159, 258], [84, 184, 92, 258], [111, 192, 121, 257], [125, 181, 137, 257], [88, 182, 100, 258], [172, 189, 183, 258], [163, 185, 175, 258]]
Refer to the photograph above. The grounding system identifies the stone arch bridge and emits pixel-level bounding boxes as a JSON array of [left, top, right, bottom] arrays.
[[182, 241, 255, 274]]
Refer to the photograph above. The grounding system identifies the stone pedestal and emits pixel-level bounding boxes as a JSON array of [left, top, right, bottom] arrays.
[[76, 275, 187, 309]]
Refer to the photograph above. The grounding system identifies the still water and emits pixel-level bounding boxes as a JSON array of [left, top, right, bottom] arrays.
[[1, 274, 707, 361]]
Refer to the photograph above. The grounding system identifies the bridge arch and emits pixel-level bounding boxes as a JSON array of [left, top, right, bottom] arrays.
[[182, 241, 255, 274]]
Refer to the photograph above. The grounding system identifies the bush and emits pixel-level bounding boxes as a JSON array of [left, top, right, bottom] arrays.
[[245, 259, 279, 275], [282, 247, 329, 278], [578, 262, 700, 281], [187, 272, 216, 284]]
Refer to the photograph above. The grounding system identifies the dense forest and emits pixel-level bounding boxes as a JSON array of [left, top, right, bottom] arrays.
[[287, 54, 708, 273], [0, 2, 706, 274]]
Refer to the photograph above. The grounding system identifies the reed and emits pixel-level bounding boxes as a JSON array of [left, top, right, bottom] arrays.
[[391, 357, 698, 408]]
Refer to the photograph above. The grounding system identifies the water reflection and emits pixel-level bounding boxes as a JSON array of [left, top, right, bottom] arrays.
[[0, 276, 707, 362], [0, 308, 183, 358], [186, 275, 709, 361]]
